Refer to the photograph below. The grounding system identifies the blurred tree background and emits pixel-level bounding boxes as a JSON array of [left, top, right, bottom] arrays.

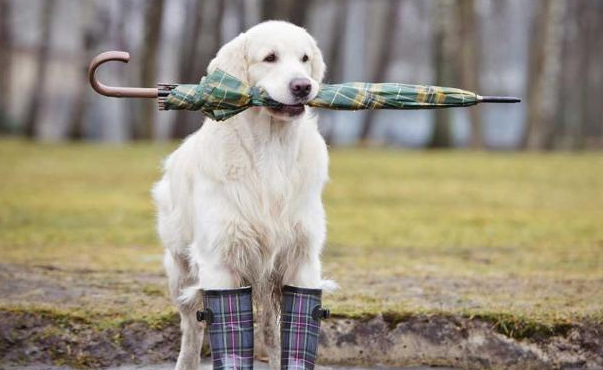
[[0, 0, 602, 150], [1, 4, 603, 364]]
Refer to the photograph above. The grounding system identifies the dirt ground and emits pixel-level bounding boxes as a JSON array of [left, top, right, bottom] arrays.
[[2, 262, 603, 326], [1, 262, 602, 370], [2, 362, 460, 370]]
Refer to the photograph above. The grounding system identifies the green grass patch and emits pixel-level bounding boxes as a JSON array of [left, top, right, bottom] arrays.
[[1, 138, 602, 324]]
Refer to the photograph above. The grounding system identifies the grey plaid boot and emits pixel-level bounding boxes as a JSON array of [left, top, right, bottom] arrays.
[[197, 287, 254, 370], [280, 285, 330, 370]]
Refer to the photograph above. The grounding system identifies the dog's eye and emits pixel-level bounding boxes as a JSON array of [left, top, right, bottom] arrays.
[[263, 53, 277, 63], [302, 54, 309, 63]]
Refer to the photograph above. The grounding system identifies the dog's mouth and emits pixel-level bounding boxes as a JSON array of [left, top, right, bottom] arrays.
[[268, 104, 305, 117]]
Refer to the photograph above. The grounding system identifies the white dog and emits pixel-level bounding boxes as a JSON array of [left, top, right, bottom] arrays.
[[152, 21, 334, 370]]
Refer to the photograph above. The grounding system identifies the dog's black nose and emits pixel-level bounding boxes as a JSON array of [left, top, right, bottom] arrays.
[[289, 78, 312, 98]]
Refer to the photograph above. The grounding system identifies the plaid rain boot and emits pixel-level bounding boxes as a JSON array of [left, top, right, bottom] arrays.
[[197, 287, 254, 370], [280, 285, 330, 370]]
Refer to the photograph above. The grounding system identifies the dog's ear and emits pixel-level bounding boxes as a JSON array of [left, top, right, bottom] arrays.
[[207, 32, 249, 84], [310, 37, 326, 83]]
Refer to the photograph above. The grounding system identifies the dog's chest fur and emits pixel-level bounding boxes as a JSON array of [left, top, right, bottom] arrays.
[[212, 117, 320, 284]]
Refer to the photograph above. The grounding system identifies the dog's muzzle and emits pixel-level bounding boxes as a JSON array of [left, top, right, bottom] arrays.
[[268, 104, 305, 116]]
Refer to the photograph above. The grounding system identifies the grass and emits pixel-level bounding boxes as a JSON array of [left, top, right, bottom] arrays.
[[1, 138, 602, 327]]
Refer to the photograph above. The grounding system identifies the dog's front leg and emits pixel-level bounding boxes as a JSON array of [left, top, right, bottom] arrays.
[[279, 221, 330, 370], [194, 253, 254, 370], [175, 307, 205, 370], [172, 260, 237, 370], [283, 218, 325, 289], [162, 251, 205, 370]]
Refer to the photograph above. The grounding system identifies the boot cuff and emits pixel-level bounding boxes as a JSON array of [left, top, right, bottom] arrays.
[[203, 286, 252, 296], [282, 285, 322, 296]]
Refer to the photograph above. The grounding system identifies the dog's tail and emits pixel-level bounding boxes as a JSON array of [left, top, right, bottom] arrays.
[[320, 278, 339, 294], [178, 284, 203, 307]]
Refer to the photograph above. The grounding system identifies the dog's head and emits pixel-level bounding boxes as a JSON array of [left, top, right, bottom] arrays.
[[207, 21, 326, 120]]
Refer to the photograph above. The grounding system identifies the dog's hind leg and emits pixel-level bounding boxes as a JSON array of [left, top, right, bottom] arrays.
[[165, 251, 204, 370], [176, 306, 205, 370], [259, 301, 280, 370]]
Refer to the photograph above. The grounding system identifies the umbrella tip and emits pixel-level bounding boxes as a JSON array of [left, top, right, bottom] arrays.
[[478, 96, 521, 103]]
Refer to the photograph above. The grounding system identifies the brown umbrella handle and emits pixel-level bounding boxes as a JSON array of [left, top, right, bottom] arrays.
[[88, 51, 161, 98]]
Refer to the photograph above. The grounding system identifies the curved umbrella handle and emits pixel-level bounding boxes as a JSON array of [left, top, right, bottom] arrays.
[[88, 51, 159, 98]]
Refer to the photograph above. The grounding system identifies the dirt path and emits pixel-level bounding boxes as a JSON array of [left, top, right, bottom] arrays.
[[1, 263, 602, 370], [3, 262, 601, 322], [3, 362, 460, 370], [0, 263, 170, 319]]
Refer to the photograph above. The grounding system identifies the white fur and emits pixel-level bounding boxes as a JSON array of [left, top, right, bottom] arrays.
[[152, 21, 334, 370]]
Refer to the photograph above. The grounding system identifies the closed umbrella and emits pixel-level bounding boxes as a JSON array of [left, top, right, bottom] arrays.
[[89, 51, 520, 121]]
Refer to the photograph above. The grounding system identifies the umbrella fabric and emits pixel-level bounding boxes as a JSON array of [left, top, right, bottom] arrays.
[[162, 69, 478, 121]]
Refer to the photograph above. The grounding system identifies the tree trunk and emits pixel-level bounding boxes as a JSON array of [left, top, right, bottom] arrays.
[[67, 1, 97, 140], [322, 4, 349, 146], [553, 0, 597, 150], [237, 0, 246, 32], [288, 0, 311, 27], [261, 0, 277, 21], [455, 0, 484, 149], [358, 0, 401, 144], [262, 0, 308, 24], [173, 0, 226, 139], [196, 0, 224, 78], [427, 1, 454, 148], [520, 0, 565, 150], [133, 0, 165, 140], [577, 1, 601, 149], [324, 3, 347, 84], [172, 0, 205, 139], [23, 0, 56, 139], [116, 0, 136, 141], [553, 0, 574, 150], [593, 2, 603, 147], [213, 0, 226, 59], [0, 0, 12, 117]]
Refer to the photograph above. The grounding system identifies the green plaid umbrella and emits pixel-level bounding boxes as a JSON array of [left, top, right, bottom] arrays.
[[158, 69, 520, 121]]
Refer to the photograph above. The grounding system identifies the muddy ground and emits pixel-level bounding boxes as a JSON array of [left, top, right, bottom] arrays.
[[1, 263, 602, 370], [2, 362, 461, 370]]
